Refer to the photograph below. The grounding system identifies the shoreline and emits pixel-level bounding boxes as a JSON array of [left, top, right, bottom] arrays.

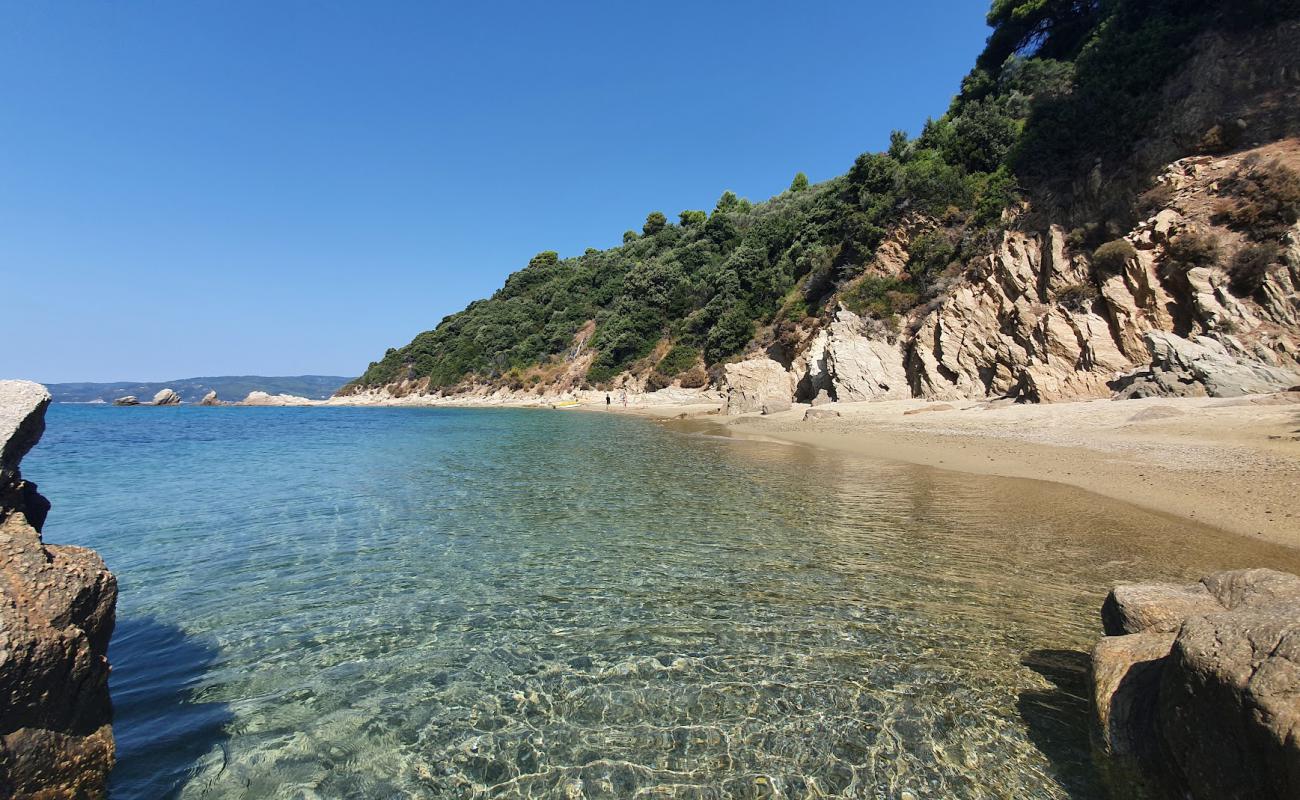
[[79, 389, 1300, 549], [654, 394, 1300, 550]]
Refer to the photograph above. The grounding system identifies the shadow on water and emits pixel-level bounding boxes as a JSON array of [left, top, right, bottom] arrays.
[[1018, 649, 1108, 799], [108, 617, 232, 800]]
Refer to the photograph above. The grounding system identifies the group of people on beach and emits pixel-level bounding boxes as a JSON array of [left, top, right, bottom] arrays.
[[605, 392, 627, 408]]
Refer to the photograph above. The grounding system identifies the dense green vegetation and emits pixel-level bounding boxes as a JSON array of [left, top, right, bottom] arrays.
[[351, 0, 1299, 392]]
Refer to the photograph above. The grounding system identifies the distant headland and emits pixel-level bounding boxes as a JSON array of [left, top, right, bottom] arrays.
[[44, 376, 353, 405]]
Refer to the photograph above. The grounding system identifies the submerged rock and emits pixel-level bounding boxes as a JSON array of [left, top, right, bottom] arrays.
[[0, 380, 117, 798], [1091, 568, 1300, 799], [151, 388, 181, 405]]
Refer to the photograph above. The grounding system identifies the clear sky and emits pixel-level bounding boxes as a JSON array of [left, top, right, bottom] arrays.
[[1, 1, 991, 383]]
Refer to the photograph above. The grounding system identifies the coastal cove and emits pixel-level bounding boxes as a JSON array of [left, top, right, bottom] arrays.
[[27, 404, 1300, 798]]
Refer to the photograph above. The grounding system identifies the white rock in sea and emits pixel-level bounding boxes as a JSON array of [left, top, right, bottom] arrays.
[[112, 395, 140, 406], [151, 388, 181, 405], [198, 390, 220, 406], [240, 391, 317, 407]]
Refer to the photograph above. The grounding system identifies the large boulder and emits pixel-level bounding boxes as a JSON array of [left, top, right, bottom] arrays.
[[1091, 569, 1300, 799], [0, 381, 117, 798], [111, 395, 139, 406], [722, 359, 793, 415], [198, 390, 220, 406], [151, 388, 181, 406]]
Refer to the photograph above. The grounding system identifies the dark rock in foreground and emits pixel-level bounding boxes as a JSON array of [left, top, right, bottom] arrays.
[[0, 380, 118, 799], [1092, 568, 1300, 799]]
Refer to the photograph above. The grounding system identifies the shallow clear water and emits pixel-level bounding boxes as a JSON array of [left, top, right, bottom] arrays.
[[26, 405, 1300, 799]]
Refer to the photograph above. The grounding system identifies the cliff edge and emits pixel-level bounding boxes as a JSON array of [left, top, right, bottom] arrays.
[[0, 381, 117, 799]]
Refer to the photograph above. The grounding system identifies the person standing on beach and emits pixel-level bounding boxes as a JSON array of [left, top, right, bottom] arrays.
[[622, 391, 627, 408], [605, 393, 611, 408]]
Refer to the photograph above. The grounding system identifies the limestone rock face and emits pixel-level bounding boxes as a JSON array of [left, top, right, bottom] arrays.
[[0, 381, 117, 799], [111, 395, 139, 406], [198, 390, 220, 406], [1090, 569, 1300, 800], [1114, 331, 1300, 398], [817, 311, 909, 402], [907, 228, 1132, 402], [722, 143, 1300, 408], [722, 359, 794, 415]]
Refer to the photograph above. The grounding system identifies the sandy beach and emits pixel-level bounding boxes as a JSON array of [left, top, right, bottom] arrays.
[[650, 393, 1300, 549]]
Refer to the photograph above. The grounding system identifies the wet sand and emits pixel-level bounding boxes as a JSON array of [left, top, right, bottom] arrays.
[[652, 393, 1300, 551]]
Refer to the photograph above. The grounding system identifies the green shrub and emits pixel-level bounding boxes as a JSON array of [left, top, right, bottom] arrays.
[[655, 345, 700, 377], [906, 231, 958, 287], [1215, 160, 1300, 238], [678, 366, 709, 389], [790, 172, 810, 193], [645, 371, 672, 392], [704, 306, 755, 363], [1092, 239, 1136, 275], [678, 209, 707, 227], [1228, 242, 1283, 297], [840, 275, 918, 319], [1164, 230, 1220, 270], [643, 211, 668, 236]]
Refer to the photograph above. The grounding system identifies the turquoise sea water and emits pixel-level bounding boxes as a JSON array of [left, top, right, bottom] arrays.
[[26, 405, 1296, 799]]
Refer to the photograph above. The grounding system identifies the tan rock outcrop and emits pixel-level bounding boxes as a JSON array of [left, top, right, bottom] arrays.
[[1091, 569, 1300, 799], [0, 381, 117, 799], [198, 390, 220, 406], [907, 230, 1133, 402], [722, 359, 794, 415], [151, 388, 181, 406]]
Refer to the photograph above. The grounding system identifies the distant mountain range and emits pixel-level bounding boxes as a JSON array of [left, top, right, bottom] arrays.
[[46, 375, 353, 404]]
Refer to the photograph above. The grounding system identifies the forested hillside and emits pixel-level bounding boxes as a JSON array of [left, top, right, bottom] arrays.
[[345, 0, 1300, 397]]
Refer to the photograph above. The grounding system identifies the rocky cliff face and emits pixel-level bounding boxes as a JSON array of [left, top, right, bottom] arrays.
[[0, 381, 117, 799], [722, 141, 1300, 413]]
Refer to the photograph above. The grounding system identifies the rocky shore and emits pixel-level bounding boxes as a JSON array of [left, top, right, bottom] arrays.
[[1092, 569, 1300, 799], [0, 381, 117, 798]]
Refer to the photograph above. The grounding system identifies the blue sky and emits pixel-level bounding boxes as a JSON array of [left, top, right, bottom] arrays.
[[1, 1, 990, 383]]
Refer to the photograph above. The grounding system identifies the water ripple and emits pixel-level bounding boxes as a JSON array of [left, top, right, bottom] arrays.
[[25, 406, 1300, 799]]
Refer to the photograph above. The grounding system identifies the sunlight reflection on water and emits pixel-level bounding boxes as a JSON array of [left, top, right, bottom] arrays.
[[28, 406, 1300, 799]]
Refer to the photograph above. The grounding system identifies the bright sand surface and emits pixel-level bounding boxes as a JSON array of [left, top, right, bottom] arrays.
[[644, 393, 1300, 550]]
